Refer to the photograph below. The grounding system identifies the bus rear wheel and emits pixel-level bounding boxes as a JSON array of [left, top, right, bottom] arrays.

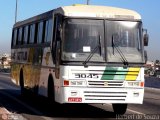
[[19, 70, 25, 96], [112, 104, 127, 115]]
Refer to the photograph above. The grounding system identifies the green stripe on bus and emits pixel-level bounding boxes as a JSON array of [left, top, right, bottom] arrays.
[[101, 67, 128, 80]]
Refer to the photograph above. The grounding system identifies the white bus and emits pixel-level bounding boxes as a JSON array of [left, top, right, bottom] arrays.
[[11, 4, 148, 114]]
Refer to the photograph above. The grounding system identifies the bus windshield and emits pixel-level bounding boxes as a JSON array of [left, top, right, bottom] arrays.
[[62, 19, 144, 63], [62, 19, 105, 62], [106, 21, 143, 63]]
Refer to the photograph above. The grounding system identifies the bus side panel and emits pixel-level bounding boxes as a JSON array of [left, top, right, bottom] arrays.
[[11, 48, 23, 85], [11, 47, 42, 90], [38, 47, 56, 97], [11, 63, 21, 85]]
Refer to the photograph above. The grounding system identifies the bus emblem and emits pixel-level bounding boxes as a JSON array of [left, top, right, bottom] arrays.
[[104, 82, 108, 86]]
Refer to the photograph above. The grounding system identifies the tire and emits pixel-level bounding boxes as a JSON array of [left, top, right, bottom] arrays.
[[33, 85, 39, 95], [19, 70, 25, 96], [112, 104, 127, 115], [48, 75, 55, 103]]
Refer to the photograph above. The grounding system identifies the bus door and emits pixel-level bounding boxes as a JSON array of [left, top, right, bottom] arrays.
[[52, 14, 62, 79]]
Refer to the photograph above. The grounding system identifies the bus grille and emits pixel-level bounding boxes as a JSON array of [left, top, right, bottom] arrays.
[[84, 91, 127, 101], [87, 81, 124, 87]]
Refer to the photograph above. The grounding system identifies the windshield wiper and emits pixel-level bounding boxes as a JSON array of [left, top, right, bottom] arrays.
[[112, 35, 128, 67], [83, 35, 102, 67]]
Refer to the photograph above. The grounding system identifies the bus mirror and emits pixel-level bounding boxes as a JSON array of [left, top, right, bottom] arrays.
[[143, 29, 149, 46], [144, 34, 149, 46]]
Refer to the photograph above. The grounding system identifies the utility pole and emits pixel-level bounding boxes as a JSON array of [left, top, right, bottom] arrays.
[[87, 0, 90, 5], [15, 0, 18, 23]]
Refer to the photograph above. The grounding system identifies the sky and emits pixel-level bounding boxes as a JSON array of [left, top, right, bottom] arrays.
[[0, 0, 159, 61]]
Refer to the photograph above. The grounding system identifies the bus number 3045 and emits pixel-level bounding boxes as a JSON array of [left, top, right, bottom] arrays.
[[75, 73, 99, 79]]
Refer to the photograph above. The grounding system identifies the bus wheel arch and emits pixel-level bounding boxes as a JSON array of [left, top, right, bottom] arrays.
[[47, 74, 55, 102]]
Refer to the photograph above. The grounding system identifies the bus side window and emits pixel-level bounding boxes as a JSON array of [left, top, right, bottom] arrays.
[[29, 24, 35, 44], [11, 29, 17, 47], [24, 26, 29, 44], [12, 28, 18, 46], [37, 22, 44, 44], [21, 27, 24, 45], [16, 28, 19, 45], [17, 27, 23, 45], [44, 19, 53, 43], [34, 23, 38, 44], [41, 21, 46, 43]]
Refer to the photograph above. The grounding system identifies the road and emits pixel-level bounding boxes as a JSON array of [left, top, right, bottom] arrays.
[[0, 73, 160, 120]]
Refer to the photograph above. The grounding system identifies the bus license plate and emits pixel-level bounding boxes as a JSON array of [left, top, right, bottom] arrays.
[[68, 97, 82, 102]]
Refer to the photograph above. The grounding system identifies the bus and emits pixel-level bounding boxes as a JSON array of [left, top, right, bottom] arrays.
[[11, 4, 149, 114]]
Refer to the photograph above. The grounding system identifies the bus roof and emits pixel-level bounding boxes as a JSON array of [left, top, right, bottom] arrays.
[[14, 10, 53, 28], [58, 5, 141, 20], [14, 5, 141, 28]]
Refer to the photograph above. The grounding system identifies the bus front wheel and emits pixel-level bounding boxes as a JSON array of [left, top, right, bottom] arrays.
[[112, 104, 127, 115], [48, 75, 55, 103]]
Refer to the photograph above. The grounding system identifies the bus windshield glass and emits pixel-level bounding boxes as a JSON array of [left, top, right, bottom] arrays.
[[62, 19, 144, 63], [62, 19, 105, 62], [106, 21, 143, 63]]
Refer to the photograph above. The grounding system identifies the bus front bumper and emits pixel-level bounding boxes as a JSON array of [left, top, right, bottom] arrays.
[[60, 87, 144, 104]]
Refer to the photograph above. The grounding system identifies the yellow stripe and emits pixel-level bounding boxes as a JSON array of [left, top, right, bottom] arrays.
[[125, 68, 140, 81]]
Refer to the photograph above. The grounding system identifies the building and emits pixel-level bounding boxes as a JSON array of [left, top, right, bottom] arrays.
[[0, 53, 11, 69]]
